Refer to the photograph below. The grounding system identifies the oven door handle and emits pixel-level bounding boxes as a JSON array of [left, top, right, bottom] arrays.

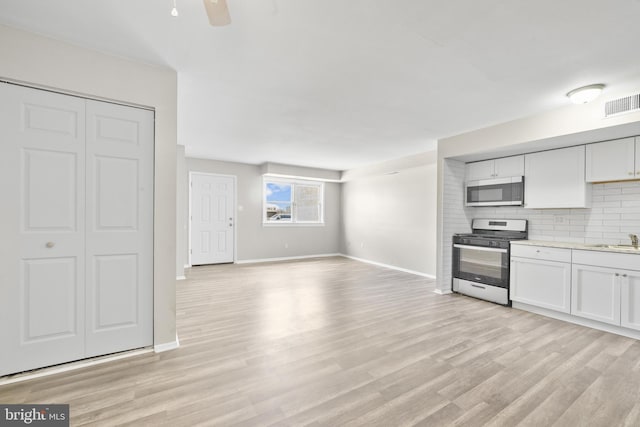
[[453, 244, 507, 254]]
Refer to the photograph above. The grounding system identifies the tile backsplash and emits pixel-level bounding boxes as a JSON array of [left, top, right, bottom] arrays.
[[437, 159, 473, 291], [468, 180, 640, 245]]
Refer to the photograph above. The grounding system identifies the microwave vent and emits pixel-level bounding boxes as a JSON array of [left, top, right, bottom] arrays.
[[605, 93, 640, 117]]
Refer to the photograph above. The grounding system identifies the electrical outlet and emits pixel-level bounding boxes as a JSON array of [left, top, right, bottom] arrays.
[[284, 243, 289, 249], [360, 242, 364, 248]]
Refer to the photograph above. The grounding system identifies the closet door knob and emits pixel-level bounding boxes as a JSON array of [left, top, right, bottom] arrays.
[[45, 242, 55, 248]]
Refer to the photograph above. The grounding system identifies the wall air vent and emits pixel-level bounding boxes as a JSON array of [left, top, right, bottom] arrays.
[[605, 93, 640, 117]]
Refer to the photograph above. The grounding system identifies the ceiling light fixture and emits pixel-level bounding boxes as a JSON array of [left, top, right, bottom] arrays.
[[566, 84, 605, 104], [171, 0, 179, 17]]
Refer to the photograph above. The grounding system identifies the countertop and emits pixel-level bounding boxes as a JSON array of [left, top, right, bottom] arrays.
[[511, 239, 640, 255]]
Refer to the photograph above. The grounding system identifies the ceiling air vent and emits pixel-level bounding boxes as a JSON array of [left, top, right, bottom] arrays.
[[605, 93, 640, 117]]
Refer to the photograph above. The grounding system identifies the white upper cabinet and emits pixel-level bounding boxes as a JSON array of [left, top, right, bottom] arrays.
[[466, 155, 524, 181], [586, 137, 636, 182], [466, 160, 495, 181], [495, 156, 525, 178], [524, 146, 591, 209]]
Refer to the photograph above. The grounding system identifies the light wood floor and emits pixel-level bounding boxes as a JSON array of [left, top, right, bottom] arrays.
[[2, 256, 640, 426]]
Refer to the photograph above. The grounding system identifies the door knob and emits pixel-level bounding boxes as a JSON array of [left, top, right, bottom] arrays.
[[45, 242, 55, 248]]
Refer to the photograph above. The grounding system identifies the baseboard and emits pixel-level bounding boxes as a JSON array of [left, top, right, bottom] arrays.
[[235, 253, 341, 264], [154, 335, 180, 353], [513, 302, 640, 340], [0, 348, 153, 385], [339, 254, 437, 279], [176, 275, 186, 280], [184, 264, 191, 269], [433, 288, 453, 295]]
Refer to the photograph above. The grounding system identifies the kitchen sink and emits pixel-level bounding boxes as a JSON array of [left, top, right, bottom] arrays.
[[589, 244, 640, 251]]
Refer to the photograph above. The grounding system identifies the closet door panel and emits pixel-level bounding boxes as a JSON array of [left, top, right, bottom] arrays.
[[0, 83, 86, 376], [85, 100, 154, 357]]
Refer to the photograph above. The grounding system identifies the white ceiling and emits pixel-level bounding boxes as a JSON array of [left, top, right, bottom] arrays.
[[2, 0, 640, 170]]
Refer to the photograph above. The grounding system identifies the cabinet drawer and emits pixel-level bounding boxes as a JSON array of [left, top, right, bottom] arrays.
[[573, 250, 640, 270], [510, 245, 571, 263]]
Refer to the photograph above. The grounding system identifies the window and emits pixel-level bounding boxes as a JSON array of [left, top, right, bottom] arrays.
[[263, 178, 324, 224]]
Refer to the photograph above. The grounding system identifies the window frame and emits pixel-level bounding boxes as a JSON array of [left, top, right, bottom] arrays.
[[262, 178, 325, 226]]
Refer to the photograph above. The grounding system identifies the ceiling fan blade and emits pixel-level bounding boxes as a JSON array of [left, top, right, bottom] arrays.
[[203, 0, 232, 26]]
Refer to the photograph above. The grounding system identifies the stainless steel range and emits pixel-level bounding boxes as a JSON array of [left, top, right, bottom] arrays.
[[452, 218, 528, 305]]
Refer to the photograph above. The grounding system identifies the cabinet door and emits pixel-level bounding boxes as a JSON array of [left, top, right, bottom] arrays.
[[571, 264, 620, 325], [586, 137, 635, 182], [621, 269, 640, 331], [494, 155, 524, 178], [525, 146, 590, 209], [466, 160, 495, 181], [636, 137, 640, 178], [510, 257, 571, 313]]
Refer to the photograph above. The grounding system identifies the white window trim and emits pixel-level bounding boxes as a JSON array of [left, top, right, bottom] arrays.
[[263, 177, 325, 226]]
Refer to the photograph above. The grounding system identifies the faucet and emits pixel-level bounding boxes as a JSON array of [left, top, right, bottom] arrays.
[[630, 234, 639, 248]]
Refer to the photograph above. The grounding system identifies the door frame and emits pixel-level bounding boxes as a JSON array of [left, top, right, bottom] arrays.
[[188, 171, 238, 266]]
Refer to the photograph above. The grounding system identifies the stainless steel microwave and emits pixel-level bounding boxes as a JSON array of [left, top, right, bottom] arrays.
[[465, 176, 524, 207]]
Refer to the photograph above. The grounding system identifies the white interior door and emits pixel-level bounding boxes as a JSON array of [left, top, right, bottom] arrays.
[[190, 173, 235, 265], [0, 83, 86, 376], [85, 100, 154, 357]]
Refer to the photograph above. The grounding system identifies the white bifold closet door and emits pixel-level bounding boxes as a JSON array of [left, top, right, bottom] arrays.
[[84, 99, 154, 357], [0, 83, 153, 376]]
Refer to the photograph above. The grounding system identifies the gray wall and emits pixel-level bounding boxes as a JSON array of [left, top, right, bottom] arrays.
[[340, 152, 438, 276], [183, 158, 341, 262], [176, 145, 188, 278]]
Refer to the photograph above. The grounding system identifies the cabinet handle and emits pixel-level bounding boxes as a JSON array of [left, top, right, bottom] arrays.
[[45, 242, 55, 248], [629, 172, 634, 176], [623, 274, 628, 278], [615, 273, 620, 276]]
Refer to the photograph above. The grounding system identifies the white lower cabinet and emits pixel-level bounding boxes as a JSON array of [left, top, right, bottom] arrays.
[[571, 250, 640, 331], [571, 264, 621, 325], [621, 270, 640, 331], [511, 245, 640, 336], [510, 257, 571, 313]]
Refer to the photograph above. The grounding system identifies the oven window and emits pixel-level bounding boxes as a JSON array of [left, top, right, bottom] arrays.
[[458, 247, 503, 280], [469, 187, 503, 202]]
